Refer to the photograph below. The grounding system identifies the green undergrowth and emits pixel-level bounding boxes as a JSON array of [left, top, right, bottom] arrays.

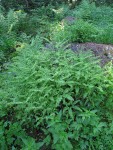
[[1, 1, 113, 149], [1, 39, 113, 149], [51, 19, 99, 43], [51, 0, 113, 44], [1, 1, 113, 66], [0, 6, 54, 67], [51, 19, 113, 44]]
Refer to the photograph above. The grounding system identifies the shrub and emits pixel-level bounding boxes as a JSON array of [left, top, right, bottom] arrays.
[[51, 2, 113, 44], [96, 25, 113, 44], [51, 20, 99, 43], [0, 121, 38, 149], [1, 39, 113, 149], [74, 0, 96, 20], [0, 9, 27, 65], [68, 0, 113, 32], [0, 8, 46, 66]]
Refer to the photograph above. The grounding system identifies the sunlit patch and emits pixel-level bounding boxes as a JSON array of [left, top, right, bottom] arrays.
[[52, 8, 64, 14], [15, 42, 27, 51]]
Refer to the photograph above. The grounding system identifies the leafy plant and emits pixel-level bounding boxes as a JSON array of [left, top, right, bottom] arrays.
[[1, 39, 113, 149], [51, 19, 99, 43], [0, 121, 38, 149], [1, 1, 113, 149], [96, 25, 113, 44]]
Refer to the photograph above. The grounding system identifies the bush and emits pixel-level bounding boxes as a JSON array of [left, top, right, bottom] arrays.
[[51, 1, 113, 44], [74, 0, 96, 20], [96, 25, 113, 44], [0, 8, 48, 65], [70, 0, 113, 26], [0, 9, 27, 64], [1, 1, 113, 149], [1, 39, 113, 149], [51, 20, 99, 43]]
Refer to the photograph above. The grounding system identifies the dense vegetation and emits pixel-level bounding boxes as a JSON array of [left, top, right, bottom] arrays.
[[1, 0, 113, 149]]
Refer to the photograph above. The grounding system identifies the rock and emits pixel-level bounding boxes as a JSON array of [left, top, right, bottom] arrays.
[[69, 42, 113, 66], [45, 42, 113, 66], [45, 43, 56, 50], [61, 16, 77, 25]]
